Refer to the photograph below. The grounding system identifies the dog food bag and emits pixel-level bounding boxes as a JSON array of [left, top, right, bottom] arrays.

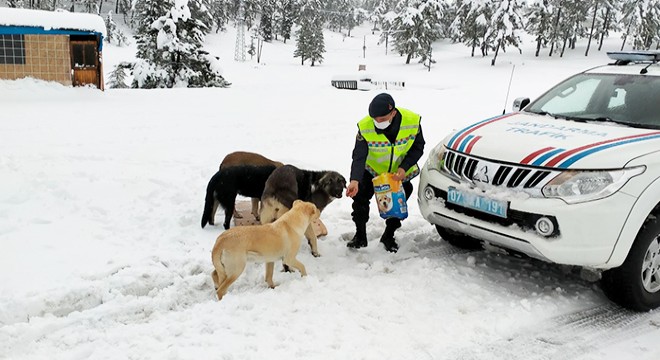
[[372, 173, 408, 220]]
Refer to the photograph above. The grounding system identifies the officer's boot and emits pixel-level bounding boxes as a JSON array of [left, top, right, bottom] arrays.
[[347, 222, 368, 249], [380, 220, 401, 253]]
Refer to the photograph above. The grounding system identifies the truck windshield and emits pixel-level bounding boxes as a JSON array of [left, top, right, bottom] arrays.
[[525, 73, 660, 128]]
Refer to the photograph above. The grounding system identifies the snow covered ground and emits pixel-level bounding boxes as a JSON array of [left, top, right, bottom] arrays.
[[1, 24, 660, 360]]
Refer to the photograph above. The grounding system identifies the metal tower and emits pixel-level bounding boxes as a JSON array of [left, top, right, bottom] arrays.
[[234, 2, 246, 62]]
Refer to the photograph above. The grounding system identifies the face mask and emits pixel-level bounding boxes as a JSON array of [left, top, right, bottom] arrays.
[[374, 119, 391, 130]]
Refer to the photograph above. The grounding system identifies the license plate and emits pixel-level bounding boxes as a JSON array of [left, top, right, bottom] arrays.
[[446, 187, 508, 218]]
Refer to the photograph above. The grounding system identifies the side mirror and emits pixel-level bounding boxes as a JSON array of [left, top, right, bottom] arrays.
[[512, 97, 530, 112]]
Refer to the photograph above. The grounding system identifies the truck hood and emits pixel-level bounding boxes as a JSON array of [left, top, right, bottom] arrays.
[[445, 112, 660, 169]]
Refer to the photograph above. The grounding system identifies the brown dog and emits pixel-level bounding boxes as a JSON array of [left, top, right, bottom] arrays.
[[210, 200, 321, 300], [260, 165, 346, 258], [217, 151, 283, 222]]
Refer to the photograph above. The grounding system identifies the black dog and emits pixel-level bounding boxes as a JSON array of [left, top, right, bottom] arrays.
[[201, 165, 277, 229], [260, 164, 346, 257]]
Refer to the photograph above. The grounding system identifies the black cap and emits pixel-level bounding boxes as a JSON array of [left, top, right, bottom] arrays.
[[368, 93, 395, 118]]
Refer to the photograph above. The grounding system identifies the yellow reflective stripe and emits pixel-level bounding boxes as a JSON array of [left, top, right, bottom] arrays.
[[357, 108, 421, 176]]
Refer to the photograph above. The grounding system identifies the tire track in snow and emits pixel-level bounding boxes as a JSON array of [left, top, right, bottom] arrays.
[[446, 304, 660, 360]]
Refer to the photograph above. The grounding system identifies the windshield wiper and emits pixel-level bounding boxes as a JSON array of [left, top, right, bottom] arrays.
[[528, 111, 588, 122], [556, 115, 589, 122], [528, 110, 553, 116], [590, 117, 618, 124], [590, 117, 660, 129]]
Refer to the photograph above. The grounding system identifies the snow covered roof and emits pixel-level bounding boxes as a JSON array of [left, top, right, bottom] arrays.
[[0, 7, 106, 36]]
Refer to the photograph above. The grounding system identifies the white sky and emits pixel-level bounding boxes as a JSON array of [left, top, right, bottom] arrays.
[[1, 20, 659, 360]]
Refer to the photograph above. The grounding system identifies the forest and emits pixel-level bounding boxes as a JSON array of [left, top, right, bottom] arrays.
[[4, 0, 658, 87]]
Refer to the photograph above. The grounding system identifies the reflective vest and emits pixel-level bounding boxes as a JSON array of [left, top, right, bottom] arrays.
[[358, 108, 421, 181]]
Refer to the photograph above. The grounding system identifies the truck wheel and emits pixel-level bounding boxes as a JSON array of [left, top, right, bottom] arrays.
[[435, 225, 482, 250], [601, 216, 660, 311]]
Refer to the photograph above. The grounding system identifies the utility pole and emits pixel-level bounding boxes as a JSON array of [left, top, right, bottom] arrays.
[[234, 1, 246, 62], [362, 35, 366, 58]]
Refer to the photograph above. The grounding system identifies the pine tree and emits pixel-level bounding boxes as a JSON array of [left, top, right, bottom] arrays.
[[105, 11, 129, 46], [564, 0, 589, 51], [526, 0, 553, 56], [488, 0, 524, 65], [621, 0, 660, 50], [259, 0, 275, 41], [275, 0, 295, 43], [449, 0, 494, 57], [547, 0, 588, 57], [132, 0, 230, 88], [209, 0, 231, 33], [228, 0, 260, 30], [134, 0, 171, 60], [593, 0, 620, 51], [370, 0, 391, 32], [345, 4, 366, 37], [389, 0, 444, 65], [294, 0, 325, 66], [107, 62, 131, 88], [377, 10, 397, 54], [7, 0, 23, 8], [325, 0, 363, 36]]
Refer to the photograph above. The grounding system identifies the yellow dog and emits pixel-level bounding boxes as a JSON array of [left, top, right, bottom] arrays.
[[210, 200, 320, 300]]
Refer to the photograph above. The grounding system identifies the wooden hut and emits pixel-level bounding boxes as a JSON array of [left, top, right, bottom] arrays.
[[0, 8, 106, 89]]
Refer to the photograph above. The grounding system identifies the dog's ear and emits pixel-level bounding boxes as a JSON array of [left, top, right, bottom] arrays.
[[293, 199, 302, 207], [307, 203, 321, 218], [334, 172, 347, 187], [317, 174, 330, 187]]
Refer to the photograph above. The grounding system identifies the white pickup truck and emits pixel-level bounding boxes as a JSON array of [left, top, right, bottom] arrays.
[[418, 51, 660, 311]]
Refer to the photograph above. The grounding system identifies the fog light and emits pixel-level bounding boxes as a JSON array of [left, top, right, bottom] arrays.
[[424, 186, 435, 200], [535, 217, 554, 237]]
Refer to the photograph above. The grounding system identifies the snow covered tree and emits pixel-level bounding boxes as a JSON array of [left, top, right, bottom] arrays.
[[274, 0, 295, 43], [346, 6, 367, 37], [105, 11, 129, 46], [114, 0, 132, 21], [621, 0, 660, 50], [80, 0, 99, 13], [377, 10, 397, 54], [449, 0, 494, 57], [209, 0, 232, 33], [487, 0, 524, 65], [259, 0, 275, 41], [526, 0, 553, 56], [6, 0, 24, 8], [107, 62, 131, 88], [133, 0, 171, 62], [325, 0, 364, 36], [593, 0, 620, 51], [389, 0, 444, 64], [227, 0, 260, 30], [132, 0, 230, 88], [584, 0, 600, 56], [547, 0, 588, 57], [370, 0, 392, 32], [294, 0, 325, 66]]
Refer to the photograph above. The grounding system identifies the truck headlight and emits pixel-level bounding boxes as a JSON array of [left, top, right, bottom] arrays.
[[425, 144, 446, 172], [542, 166, 645, 203]]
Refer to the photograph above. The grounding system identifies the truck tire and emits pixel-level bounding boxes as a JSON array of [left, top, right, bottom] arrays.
[[601, 216, 660, 311]]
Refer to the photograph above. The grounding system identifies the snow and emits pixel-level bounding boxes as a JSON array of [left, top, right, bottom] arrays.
[[1, 22, 660, 360], [0, 7, 106, 35]]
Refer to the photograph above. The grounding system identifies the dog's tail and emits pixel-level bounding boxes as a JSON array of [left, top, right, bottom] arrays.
[[201, 171, 221, 228]]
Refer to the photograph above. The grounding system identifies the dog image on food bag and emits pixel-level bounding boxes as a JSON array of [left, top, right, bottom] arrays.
[[210, 200, 321, 300], [372, 173, 408, 220], [376, 193, 393, 213]]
